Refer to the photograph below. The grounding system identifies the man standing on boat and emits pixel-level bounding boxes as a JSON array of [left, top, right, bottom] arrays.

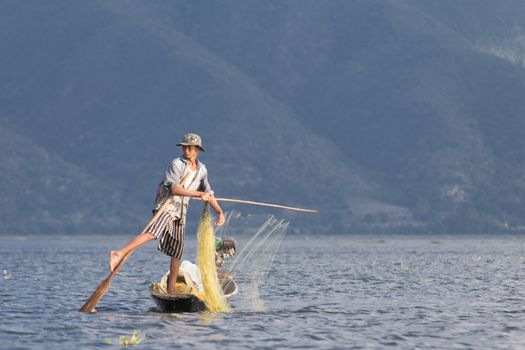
[[109, 133, 225, 295]]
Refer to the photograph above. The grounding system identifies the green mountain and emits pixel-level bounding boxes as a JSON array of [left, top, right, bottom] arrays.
[[2, 1, 525, 234]]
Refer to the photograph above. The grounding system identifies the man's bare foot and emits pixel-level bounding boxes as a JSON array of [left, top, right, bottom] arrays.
[[109, 250, 122, 272]]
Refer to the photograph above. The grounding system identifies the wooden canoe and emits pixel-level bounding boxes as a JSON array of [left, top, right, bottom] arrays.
[[149, 272, 237, 313]]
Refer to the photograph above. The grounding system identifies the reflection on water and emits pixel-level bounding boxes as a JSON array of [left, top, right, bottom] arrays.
[[1, 234, 525, 349]]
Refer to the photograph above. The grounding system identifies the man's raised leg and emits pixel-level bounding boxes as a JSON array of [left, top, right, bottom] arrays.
[[110, 232, 156, 271]]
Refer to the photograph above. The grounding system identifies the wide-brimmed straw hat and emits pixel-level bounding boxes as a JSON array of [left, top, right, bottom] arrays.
[[177, 133, 205, 151]]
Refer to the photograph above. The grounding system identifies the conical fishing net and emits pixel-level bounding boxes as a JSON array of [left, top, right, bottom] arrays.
[[218, 212, 289, 312], [196, 204, 231, 312]]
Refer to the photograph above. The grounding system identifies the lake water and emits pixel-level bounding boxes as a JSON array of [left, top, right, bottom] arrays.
[[1, 233, 525, 349]]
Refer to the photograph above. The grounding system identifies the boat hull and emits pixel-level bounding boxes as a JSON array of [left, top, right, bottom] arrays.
[[149, 275, 237, 313], [150, 292, 207, 313]]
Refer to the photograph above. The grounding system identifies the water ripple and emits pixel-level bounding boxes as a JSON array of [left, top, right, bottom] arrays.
[[2, 235, 525, 349]]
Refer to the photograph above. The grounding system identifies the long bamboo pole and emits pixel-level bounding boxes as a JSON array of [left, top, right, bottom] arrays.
[[208, 197, 319, 213]]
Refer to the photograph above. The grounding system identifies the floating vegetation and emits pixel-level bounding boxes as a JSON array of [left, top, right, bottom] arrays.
[[398, 261, 418, 271], [103, 330, 146, 347], [3, 270, 12, 280]]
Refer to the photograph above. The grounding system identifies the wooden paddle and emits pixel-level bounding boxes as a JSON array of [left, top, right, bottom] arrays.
[[79, 198, 172, 313]]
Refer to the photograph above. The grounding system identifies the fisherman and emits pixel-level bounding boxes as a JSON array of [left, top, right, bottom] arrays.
[[109, 133, 225, 295]]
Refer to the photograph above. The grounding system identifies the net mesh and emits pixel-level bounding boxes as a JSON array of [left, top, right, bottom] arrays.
[[196, 204, 231, 313], [219, 212, 289, 312]]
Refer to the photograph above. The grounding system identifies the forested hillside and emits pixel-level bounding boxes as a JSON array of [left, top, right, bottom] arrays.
[[2, 1, 525, 234]]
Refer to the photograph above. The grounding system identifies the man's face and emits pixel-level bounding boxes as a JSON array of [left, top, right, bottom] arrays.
[[182, 145, 200, 160]]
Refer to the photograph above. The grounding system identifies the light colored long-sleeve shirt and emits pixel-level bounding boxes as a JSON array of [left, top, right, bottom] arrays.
[[153, 157, 213, 224]]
